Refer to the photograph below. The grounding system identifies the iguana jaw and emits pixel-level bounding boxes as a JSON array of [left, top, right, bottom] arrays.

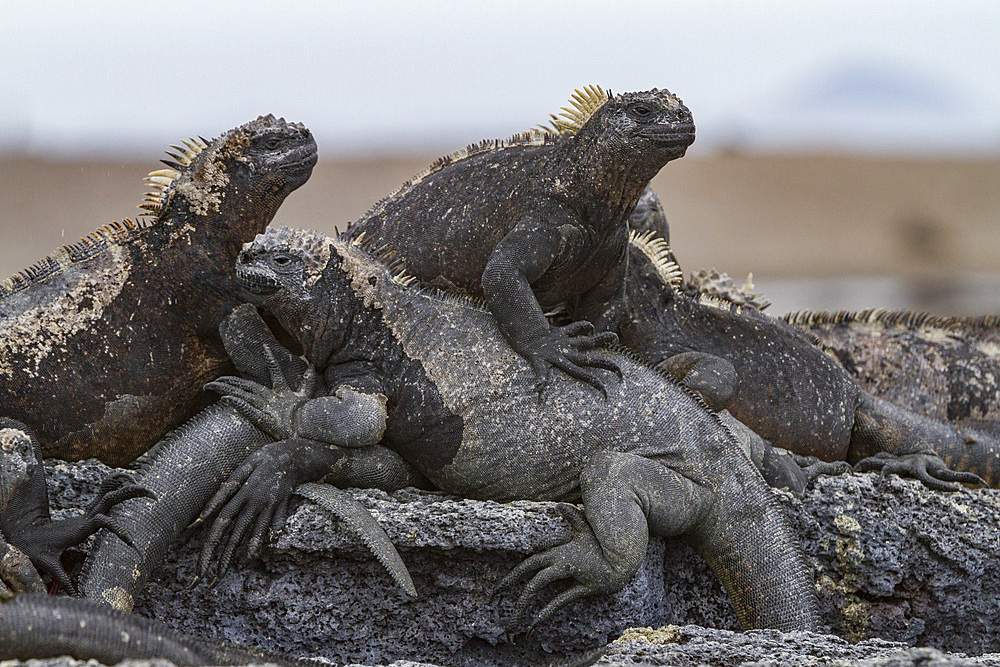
[[235, 263, 281, 296], [636, 122, 696, 152]]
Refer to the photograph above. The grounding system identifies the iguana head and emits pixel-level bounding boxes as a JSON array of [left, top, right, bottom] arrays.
[[0, 420, 35, 510], [140, 114, 318, 232], [550, 86, 694, 157], [236, 226, 408, 367], [236, 226, 334, 360]]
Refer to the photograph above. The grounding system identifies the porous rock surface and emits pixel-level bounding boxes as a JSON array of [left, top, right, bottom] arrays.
[[39, 460, 1000, 666]]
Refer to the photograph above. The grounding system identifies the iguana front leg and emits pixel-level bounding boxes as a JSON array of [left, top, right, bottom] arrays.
[[1, 420, 151, 595], [200, 357, 417, 591], [483, 219, 620, 396], [196, 436, 345, 578]]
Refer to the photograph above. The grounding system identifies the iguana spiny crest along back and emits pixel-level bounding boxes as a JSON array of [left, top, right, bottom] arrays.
[[0, 115, 317, 465], [342, 85, 694, 395]]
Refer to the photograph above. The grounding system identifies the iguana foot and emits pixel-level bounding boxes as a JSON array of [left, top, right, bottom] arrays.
[[196, 437, 342, 581], [495, 504, 628, 633], [7, 474, 153, 595], [854, 451, 986, 492], [529, 321, 621, 398], [205, 344, 319, 441], [791, 454, 852, 486]]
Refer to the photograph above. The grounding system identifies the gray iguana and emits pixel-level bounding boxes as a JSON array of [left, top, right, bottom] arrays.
[[1, 419, 147, 597], [341, 85, 695, 393], [619, 227, 998, 489], [78, 304, 417, 611], [629, 191, 1000, 441], [199, 226, 820, 633], [0, 115, 317, 465]]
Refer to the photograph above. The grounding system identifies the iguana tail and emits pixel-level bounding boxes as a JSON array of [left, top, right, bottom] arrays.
[[691, 451, 821, 632], [78, 402, 271, 610], [0, 593, 301, 665]]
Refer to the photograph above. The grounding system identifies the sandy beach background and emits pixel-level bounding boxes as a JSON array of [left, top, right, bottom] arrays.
[[2, 152, 997, 316]]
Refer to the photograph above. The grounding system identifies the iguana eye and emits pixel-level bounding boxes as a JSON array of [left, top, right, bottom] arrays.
[[628, 103, 655, 121], [271, 254, 293, 266], [263, 137, 281, 150]]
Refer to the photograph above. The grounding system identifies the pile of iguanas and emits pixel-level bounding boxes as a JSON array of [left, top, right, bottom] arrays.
[[1, 87, 997, 665]]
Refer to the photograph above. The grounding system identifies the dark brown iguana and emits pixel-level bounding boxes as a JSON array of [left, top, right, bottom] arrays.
[[783, 309, 1000, 431], [341, 85, 695, 393], [619, 228, 999, 488], [0, 115, 317, 465], [197, 226, 820, 633]]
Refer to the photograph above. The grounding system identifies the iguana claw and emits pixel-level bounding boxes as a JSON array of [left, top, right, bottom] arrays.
[[497, 504, 621, 633], [854, 451, 986, 492], [527, 323, 621, 399]]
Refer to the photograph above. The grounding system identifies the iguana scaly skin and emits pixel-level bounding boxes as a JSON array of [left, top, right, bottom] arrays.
[[627, 195, 999, 433], [203, 226, 820, 633], [0, 593, 302, 665], [79, 305, 415, 611], [1, 419, 146, 597], [619, 229, 999, 488], [783, 309, 1000, 429], [342, 86, 694, 392], [0, 115, 317, 465]]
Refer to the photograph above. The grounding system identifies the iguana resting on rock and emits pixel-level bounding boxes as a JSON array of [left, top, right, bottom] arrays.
[[79, 305, 417, 611], [618, 228, 999, 489], [1, 419, 146, 597], [341, 85, 695, 393], [199, 226, 820, 633], [0, 115, 317, 465], [783, 309, 1000, 431], [628, 191, 999, 439], [0, 593, 302, 665]]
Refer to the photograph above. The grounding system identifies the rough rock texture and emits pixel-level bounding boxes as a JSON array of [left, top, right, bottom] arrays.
[[602, 625, 1000, 666], [43, 460, 1000, 666]]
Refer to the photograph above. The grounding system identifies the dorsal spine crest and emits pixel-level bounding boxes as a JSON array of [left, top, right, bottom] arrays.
[[628, 229, 683, 290]]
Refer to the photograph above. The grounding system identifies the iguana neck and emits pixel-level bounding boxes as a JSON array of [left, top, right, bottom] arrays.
[[554, 130, 660, 220], [287, 254, 412, 379]]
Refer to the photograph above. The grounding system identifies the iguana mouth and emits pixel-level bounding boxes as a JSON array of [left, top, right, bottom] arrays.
[[639, 124, 696, 148], [236, 266, 281, 296], [278, 148, 319, 174]]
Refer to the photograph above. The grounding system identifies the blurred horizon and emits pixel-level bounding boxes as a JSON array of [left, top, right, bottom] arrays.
[[2, 1, 998, 315], [2, 1, 999, 159]]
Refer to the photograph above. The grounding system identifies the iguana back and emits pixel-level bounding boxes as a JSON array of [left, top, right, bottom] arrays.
[[0, 116, 317, 465], [343, 86, 694, 391]]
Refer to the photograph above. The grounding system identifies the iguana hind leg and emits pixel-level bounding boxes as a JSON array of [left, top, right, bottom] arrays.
[[497, 450, 709, 632], [850, 392, 991, 490]]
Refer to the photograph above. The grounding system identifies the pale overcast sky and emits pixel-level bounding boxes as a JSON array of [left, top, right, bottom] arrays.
[[2, 0, 999, 157]]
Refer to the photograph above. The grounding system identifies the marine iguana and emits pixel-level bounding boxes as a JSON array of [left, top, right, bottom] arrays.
[[79, 305, 416, 611], [201, 226, 820, 633], [1, 419, 147, 597], [783, 309, 1000, 429], [626, 194, 999, 433], [0, 593, 302, 665], [341, 85, 695, 393], [0, 115, 317, 465], [619, 229, 999, 489]]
